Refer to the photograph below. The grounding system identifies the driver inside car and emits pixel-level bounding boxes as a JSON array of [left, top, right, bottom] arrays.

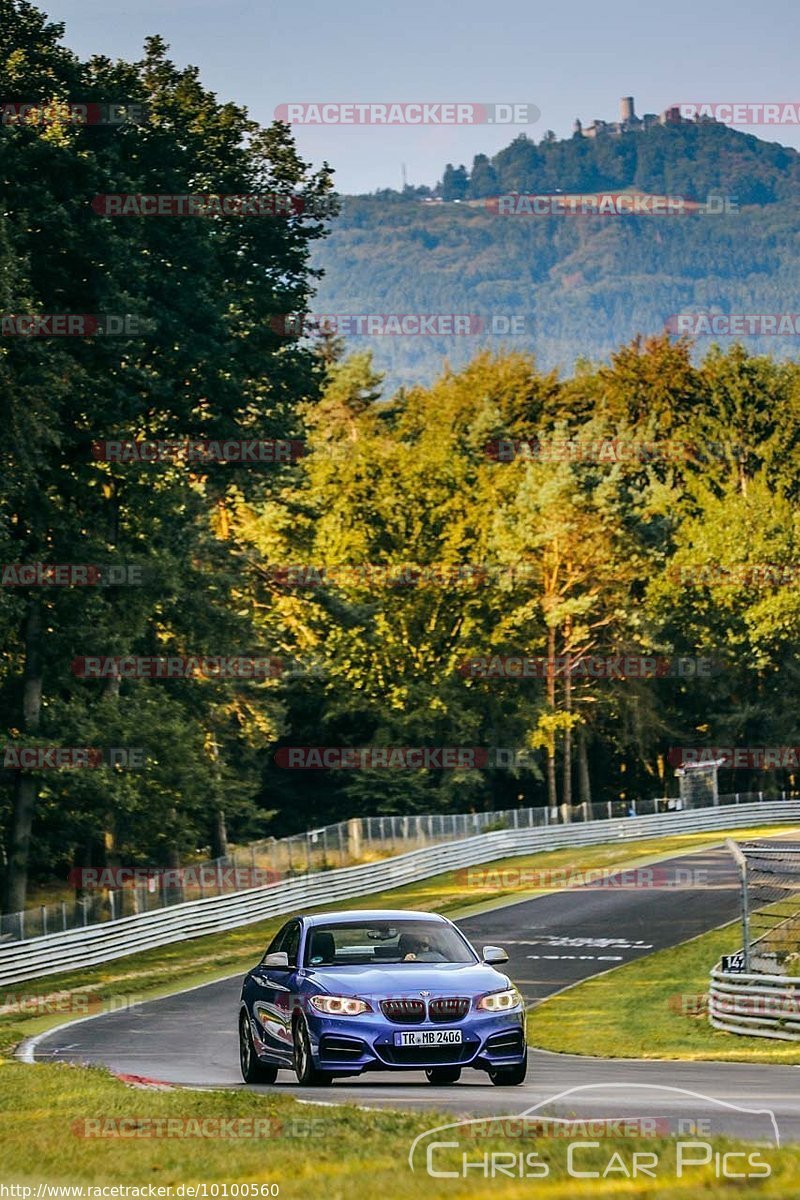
[[399, 931, 447, 961]]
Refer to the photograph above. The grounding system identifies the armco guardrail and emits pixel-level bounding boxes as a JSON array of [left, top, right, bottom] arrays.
[[709, 964, 800, 1041], [2, 790, 782, 943], [1, 798, 799, 988]]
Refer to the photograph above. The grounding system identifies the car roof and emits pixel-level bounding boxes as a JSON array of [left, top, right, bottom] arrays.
[[302, 910, 449, 927]]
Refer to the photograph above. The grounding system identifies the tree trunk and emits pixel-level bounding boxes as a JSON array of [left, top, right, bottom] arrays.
[[578, 726, 592, 808], [208, 731, 228, 858], [4, 596, 44, 913], [212, 807, 228, 859], [563, 648, 573, 808], [546, 623, 557, 809]]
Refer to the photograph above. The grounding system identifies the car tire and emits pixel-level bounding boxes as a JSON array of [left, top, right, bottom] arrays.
[[293, 1017, 333, 1086], [425, 1067, 462, 1085], [488, 1053, 528, 1086], [239, 1011, 279, 1085]]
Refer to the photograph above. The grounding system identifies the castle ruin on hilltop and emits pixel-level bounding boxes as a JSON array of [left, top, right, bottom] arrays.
[[574, 97, 684, 139]]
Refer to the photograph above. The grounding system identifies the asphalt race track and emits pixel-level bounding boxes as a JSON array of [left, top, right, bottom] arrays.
[[25, 838, 800, 1143]]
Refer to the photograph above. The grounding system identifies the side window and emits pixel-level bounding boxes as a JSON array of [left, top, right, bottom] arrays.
[[263, 922, 290, 960], [283, 923, 301, 968]]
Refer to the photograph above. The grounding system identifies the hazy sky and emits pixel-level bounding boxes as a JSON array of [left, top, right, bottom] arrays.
[[43, 0, 800, 193]]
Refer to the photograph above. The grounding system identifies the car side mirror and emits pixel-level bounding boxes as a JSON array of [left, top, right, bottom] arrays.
[[482, 945, 509, 965], [262, 951, 290, 969]]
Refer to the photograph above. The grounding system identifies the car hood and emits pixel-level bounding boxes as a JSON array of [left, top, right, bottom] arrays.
[[303, 962, 511, 997]]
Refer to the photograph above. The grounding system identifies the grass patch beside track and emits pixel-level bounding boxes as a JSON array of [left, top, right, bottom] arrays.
[[0, 1059, 798, 1197], [2, 822, 796, 1058], [527, 921, 800, 1064]]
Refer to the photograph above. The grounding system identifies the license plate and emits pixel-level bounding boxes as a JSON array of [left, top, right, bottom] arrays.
[[393, 1029, 463, 1047]]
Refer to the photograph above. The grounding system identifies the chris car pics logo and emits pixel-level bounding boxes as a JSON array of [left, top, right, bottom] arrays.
[[408, 1084, 778, 1180]]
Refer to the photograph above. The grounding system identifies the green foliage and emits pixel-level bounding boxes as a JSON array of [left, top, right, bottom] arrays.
[[233, 337, 800, 831], [0, 0, 331, 904]]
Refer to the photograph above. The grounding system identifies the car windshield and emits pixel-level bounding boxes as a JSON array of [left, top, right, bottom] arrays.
[[304, 920, 476, 966]]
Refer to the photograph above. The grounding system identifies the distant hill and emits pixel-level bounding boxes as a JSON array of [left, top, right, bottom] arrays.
[[309, 121, 800, 392], [442, 119, 800, 203]]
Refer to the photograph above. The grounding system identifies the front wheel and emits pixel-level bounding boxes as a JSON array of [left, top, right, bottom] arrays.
[[239, 1012, 279, 1084], [293, 1018, 333, 1086], [425, 1066, 462, 1085], [488, 1053, 528, 1086]]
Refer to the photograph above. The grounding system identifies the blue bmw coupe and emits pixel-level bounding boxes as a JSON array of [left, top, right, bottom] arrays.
[[238, 909, 527, 1087]]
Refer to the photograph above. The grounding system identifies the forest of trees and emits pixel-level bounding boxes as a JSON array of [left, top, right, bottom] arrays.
[[313, 122, 800, 391], [436, 119, 800, 204], [258, 337, 800, 835], [4, 2, 800, 912], [0, 0, 334, 909]]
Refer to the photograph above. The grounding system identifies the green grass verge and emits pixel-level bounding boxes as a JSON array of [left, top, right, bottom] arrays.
[[527, 921, 800, 1065], [1, 1059, 798, 1197], [2, 822, 795, 1058]]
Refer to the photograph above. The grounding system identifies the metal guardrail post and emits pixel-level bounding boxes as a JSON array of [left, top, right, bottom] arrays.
[[725, 837, 751, 972]]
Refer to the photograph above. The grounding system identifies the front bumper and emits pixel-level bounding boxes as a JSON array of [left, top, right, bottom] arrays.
[[306, 1007, 526, 1074]]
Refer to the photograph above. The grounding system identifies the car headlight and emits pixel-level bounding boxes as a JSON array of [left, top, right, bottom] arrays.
[[477, 988, 522, 1012], [309, 994, 371, 1016]]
